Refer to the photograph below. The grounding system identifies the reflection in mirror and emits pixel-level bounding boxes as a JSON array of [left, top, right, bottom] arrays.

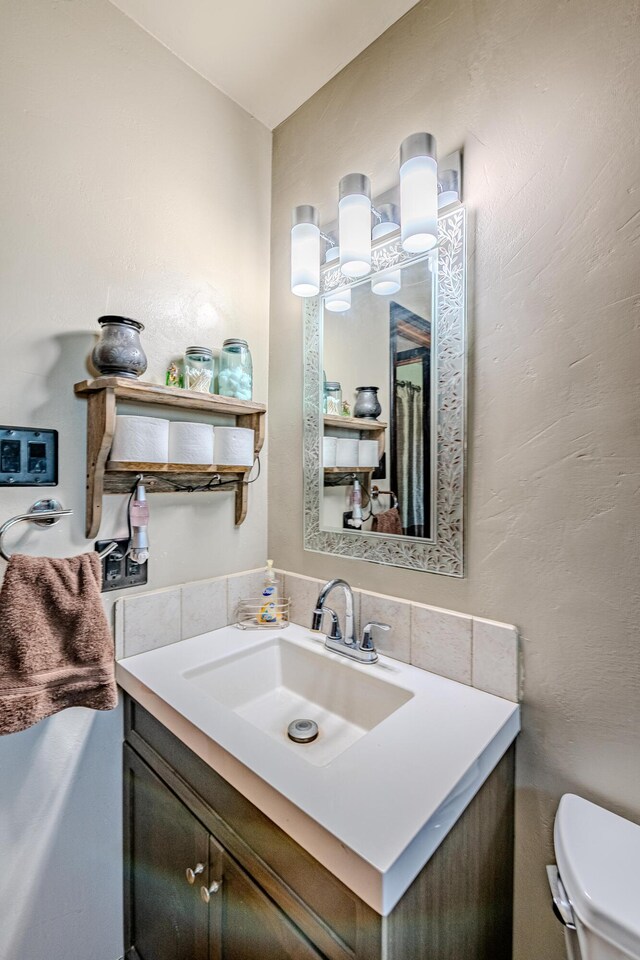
[[390, 300, 431, 537], [304, 207, 466, 576], [321, 259, 434, 540]]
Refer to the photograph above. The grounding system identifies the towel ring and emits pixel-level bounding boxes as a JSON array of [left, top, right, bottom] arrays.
[[371, 486, 400, 511], [0, 499, 119, 562]]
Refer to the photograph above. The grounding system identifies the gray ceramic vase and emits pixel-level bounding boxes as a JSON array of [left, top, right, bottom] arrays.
[[353, 386, 382, 420], [92, 316, 147, 379]]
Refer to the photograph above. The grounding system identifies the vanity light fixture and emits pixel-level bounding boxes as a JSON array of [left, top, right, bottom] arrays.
[[290, 133, 457, 299], [400, 132, 438, 254], [291, 205, 321, 297], [371, 204, 402, 296], [338, 173, 372, 278], [324, 246, 351, 312]]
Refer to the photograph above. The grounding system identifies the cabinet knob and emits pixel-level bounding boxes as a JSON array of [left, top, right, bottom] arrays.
[[200, 880, 222, 903], [185, 863, 204, 885]]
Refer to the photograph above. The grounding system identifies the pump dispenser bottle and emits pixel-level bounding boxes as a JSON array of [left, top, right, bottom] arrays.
[[258, 560, 278, 623]]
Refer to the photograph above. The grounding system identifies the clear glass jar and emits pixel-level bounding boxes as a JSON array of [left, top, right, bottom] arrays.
[[218, 339, 253, 400], [183, 346, 215, 393], [324, 381, 342, 415]]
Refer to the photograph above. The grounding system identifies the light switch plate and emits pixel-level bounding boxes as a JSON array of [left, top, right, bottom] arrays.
[[0, 425, 58, 486]]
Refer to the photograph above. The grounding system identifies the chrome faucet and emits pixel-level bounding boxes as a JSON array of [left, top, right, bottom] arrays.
[[311, 578, 389, 664], [311, 578, 356, 643]]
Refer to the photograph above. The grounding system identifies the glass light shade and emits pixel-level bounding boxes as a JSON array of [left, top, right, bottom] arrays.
[[291, 206, 320, 297], [400, 133, 438, 254], [325, 289, 352, 312], [339, 174, 371, 278], [438, 190, 458, 209], [324, 245, 351, 312], [371, 217, 401, 296], [438, 168, 459, 209], [371, 271, 401, 296]]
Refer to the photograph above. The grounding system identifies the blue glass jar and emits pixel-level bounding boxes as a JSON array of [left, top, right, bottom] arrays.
[[218, 339, 252, 400]]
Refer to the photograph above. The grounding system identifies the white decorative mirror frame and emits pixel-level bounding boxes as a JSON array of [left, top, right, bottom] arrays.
[[303, 206, 466, 576]]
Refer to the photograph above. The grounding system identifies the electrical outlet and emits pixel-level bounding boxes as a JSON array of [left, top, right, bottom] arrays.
[[95, 538, 148, 593]]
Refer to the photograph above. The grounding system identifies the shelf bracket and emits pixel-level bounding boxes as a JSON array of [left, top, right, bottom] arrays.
[[237, 412, 265, 457], [235, 477, 249, 526], [85, 388, 116, 538]]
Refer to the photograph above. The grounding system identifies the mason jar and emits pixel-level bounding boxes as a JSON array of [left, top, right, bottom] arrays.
[[183, 346, 215, 393], [324, 381, 342, 415], [218, 339, 253, 400]]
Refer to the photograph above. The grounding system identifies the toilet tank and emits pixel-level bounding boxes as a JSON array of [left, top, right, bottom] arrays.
[[554, 794, 640, 960]]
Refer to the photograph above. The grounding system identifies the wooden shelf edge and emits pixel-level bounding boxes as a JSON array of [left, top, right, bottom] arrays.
[[324, 467, 375, 474], [323, 414, 387, 431], [106, 461, 250, 474], [104, 471, 249, 495], [74, 378, 266, 416]]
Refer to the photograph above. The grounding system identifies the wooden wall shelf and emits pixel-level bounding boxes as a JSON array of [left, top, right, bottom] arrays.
[[323, 414, 387, 432], [74, 378, 266, 537], [323, 467, 374, 475], [323, 415, 387, 461], [323, 466, 375, 489], [105, 462, 249, 474]]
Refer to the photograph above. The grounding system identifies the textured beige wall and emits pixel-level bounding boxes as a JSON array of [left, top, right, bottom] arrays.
[[0, 2, 271, 957], [269, 0, 640, 956], [0, 0, 271, 586]]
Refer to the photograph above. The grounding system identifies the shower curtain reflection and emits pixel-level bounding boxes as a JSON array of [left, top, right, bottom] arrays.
[[395, 381, 424, 537]]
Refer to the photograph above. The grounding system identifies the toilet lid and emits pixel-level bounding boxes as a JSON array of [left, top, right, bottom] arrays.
[[555, 794, 640, 960]]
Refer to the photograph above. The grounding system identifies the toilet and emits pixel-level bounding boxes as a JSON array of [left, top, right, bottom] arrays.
[[549, 794, 640, 960]]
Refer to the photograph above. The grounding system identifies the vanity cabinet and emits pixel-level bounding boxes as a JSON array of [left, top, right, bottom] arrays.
[[125, 747, 325, 960], [124, 694, 515, 960], [125, 748, 209, 960]]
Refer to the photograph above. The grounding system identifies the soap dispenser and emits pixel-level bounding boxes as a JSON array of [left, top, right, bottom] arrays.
[[258, 560, 278, 623]]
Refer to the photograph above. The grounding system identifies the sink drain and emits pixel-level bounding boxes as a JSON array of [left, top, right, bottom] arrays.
[[287, 719, 319, 743]]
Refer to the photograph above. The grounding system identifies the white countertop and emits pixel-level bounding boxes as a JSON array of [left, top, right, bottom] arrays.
[[117, 623, 519, 915]]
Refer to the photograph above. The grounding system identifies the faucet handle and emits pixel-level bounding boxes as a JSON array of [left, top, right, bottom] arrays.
[[360, 621, 390, 651]]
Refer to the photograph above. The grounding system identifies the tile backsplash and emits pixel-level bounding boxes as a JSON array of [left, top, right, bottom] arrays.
[[114, 569, 264, 659], [410, 603, 472, 685], [115, 568, 521, 702]]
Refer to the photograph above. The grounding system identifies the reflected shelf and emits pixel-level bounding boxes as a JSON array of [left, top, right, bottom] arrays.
[[323, 414, 387, 432], [323, 467, 375, 475]]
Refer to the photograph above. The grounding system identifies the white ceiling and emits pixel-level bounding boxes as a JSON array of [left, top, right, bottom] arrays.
[[109, 0, 421, 129]]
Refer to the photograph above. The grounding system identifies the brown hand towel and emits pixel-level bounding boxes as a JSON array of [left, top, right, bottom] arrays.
[[371, 507, 403, 535], [0, 552, 117, 735]]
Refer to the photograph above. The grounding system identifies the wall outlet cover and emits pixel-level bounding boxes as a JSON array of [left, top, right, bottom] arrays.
[[96, 538, 148, 593]]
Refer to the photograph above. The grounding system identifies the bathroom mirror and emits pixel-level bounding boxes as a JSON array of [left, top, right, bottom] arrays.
[[303, 207, 466, 576]]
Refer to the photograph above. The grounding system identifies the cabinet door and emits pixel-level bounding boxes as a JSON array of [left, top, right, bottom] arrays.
[[206, 837, 326, 960], [125, 747, 210, 960]]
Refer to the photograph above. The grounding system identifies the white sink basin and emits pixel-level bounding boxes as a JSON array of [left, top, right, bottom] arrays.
[[183, 635, 413, 766], [116, 622, 520, 915]]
